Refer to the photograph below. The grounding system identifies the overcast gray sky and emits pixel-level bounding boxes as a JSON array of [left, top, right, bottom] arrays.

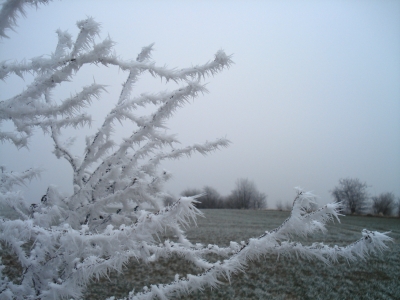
[[1, 0, 399, 207]]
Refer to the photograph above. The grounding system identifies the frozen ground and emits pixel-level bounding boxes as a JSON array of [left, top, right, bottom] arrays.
[[84, 209, 400, 299]]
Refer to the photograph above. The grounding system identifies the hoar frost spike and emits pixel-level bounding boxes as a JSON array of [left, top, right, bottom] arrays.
[[0, 1, 392, 299]]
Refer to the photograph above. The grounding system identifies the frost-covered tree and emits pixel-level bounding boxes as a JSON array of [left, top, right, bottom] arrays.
[[232, 178, 256, 209], [197, 186, 223, 209], [372, 192, 396, 216], [331, 178, 369, 215], [181, 187, 222, 208], [0, 1, 393, 299], [228, 178, 266, 209]]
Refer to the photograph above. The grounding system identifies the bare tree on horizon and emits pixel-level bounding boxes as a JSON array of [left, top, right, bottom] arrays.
[[331, 178, 369, 214]]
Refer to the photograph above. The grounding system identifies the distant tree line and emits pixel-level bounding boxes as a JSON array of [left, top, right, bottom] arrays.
[[163, 178, 267, 209], [331, 178, 400, 217], [274, 178, 399, 217], [164, 176, 400, 216]]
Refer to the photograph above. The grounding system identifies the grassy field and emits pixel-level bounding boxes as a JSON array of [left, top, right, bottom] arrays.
[[86, 210, 400, 299]]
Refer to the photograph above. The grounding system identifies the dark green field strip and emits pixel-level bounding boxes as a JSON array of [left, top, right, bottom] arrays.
[[85, 210, 400, 299]]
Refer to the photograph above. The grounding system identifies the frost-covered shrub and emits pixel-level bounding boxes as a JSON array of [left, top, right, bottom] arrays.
[[0, 1, 392, 299], [372, 192, 396, 216]]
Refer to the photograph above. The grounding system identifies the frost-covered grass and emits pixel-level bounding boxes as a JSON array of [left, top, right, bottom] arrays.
[[85, 210, 400, 299]]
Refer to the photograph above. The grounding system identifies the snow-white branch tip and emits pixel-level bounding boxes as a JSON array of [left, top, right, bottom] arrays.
[[0, 0, 53, 39]]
